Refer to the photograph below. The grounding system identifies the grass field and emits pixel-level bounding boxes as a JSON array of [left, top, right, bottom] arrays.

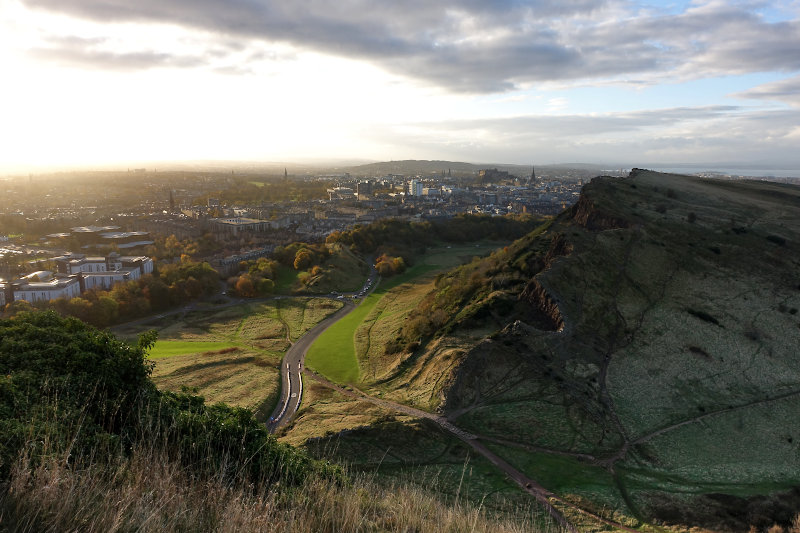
[[304, 242, 501, 385], [114, 298, 342, 420], [148, 341, 239, 359]]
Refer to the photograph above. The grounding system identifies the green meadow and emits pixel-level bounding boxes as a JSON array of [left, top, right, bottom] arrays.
[[303, 242, 501, 385]]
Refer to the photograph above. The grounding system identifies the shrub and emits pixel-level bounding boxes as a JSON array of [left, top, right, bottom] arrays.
[[0, 311, 339, 488]]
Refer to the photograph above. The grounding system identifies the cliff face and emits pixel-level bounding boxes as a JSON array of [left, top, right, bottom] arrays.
[[517, 232, 570, 332], [518, 279, 564, 332], [569, 179, 632, 231], [436, 170, 800, 531]]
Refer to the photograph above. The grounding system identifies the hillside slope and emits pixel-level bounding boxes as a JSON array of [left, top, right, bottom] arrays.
[[369, 170, 800, 530]]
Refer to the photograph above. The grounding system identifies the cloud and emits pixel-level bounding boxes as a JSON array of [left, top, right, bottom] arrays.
[[368, 105, 800, 166], [732, 74, 800, 107], [20, 0, 800, 93], [27, 36, 207, 70]]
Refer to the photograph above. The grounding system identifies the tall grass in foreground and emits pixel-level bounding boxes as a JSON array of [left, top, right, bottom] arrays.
[[0, 438, 560, 533]]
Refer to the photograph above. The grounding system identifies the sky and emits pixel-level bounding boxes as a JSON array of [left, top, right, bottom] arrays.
[[1, 0, 799, 172]]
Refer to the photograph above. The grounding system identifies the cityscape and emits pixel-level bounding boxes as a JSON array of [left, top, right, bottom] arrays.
[[0, 162, 597, 303], [2, 0, 800, 531]]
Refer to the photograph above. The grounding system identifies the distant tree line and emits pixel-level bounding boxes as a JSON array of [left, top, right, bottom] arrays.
[[326, 213, 544, 275], [145, 233, 220, 262], [228, 257, 278, 297]]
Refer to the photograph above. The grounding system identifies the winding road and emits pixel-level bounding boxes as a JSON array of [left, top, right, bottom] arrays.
[[266, 300, 355, 431], [266, 266, 378, 431]]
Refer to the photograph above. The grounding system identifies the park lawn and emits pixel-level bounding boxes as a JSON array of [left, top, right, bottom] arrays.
[[305, 261, 459, 384], [148, 340, 240, 359]]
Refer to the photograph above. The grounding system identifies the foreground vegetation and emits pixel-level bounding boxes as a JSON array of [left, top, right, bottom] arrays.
[[1, 440, 554, 533], [0, 311, 558, 532]]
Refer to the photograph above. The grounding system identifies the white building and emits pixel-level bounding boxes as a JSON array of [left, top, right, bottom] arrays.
[[53, 254, 107, 274], [13, 275, 82, 303], [409, 180, 423, 197], [82, 269, 139, 291], [111, 255, 154, 276], [6, 253, 155, 303]]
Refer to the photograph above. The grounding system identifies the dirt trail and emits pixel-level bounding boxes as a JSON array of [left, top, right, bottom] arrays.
[[304, 370, 642, 533]]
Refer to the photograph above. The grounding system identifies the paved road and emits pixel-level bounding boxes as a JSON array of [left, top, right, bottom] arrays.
[[267, 263, 378, 431], [266, 300, 356, 431]]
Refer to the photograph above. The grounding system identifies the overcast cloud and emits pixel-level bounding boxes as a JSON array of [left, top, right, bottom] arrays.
[[2, 0, 799, 170], [378, 106, 800, 165], [21, 0, 800, 92]]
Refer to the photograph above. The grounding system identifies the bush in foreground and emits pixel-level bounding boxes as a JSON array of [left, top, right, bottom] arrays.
[[0, 311, 338, 487]]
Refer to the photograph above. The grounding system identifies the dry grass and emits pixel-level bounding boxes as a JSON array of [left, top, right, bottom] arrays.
[[151, 347, 281, 420], [281, 382, 412, 446], [0, 441, 553, 533], [140, 298, 342, 421]]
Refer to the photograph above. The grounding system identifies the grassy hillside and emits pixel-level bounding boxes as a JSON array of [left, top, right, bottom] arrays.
[[313, 170, 800, 531]]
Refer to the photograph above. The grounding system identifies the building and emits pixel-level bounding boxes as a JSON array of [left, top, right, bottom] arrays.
[[70, 225, 120, 246], [328, 187, 355, 201], [81, 270, 137, 291], [113, 255, 154, 276], [210, 217, 271, 235], [6, 253, 155, 302], [99, 230, 153, 249], [478, 168, 511, 184], [409, 180, 423, 197], [53, 254, 108, 275], [12, 274, 81, 303]]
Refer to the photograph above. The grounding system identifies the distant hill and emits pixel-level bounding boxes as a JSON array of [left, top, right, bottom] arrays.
[[342, 159, 608, 180], [340, 169, 800, 531]]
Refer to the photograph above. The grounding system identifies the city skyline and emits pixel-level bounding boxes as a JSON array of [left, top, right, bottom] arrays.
[[1, 0, 799, 173]]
